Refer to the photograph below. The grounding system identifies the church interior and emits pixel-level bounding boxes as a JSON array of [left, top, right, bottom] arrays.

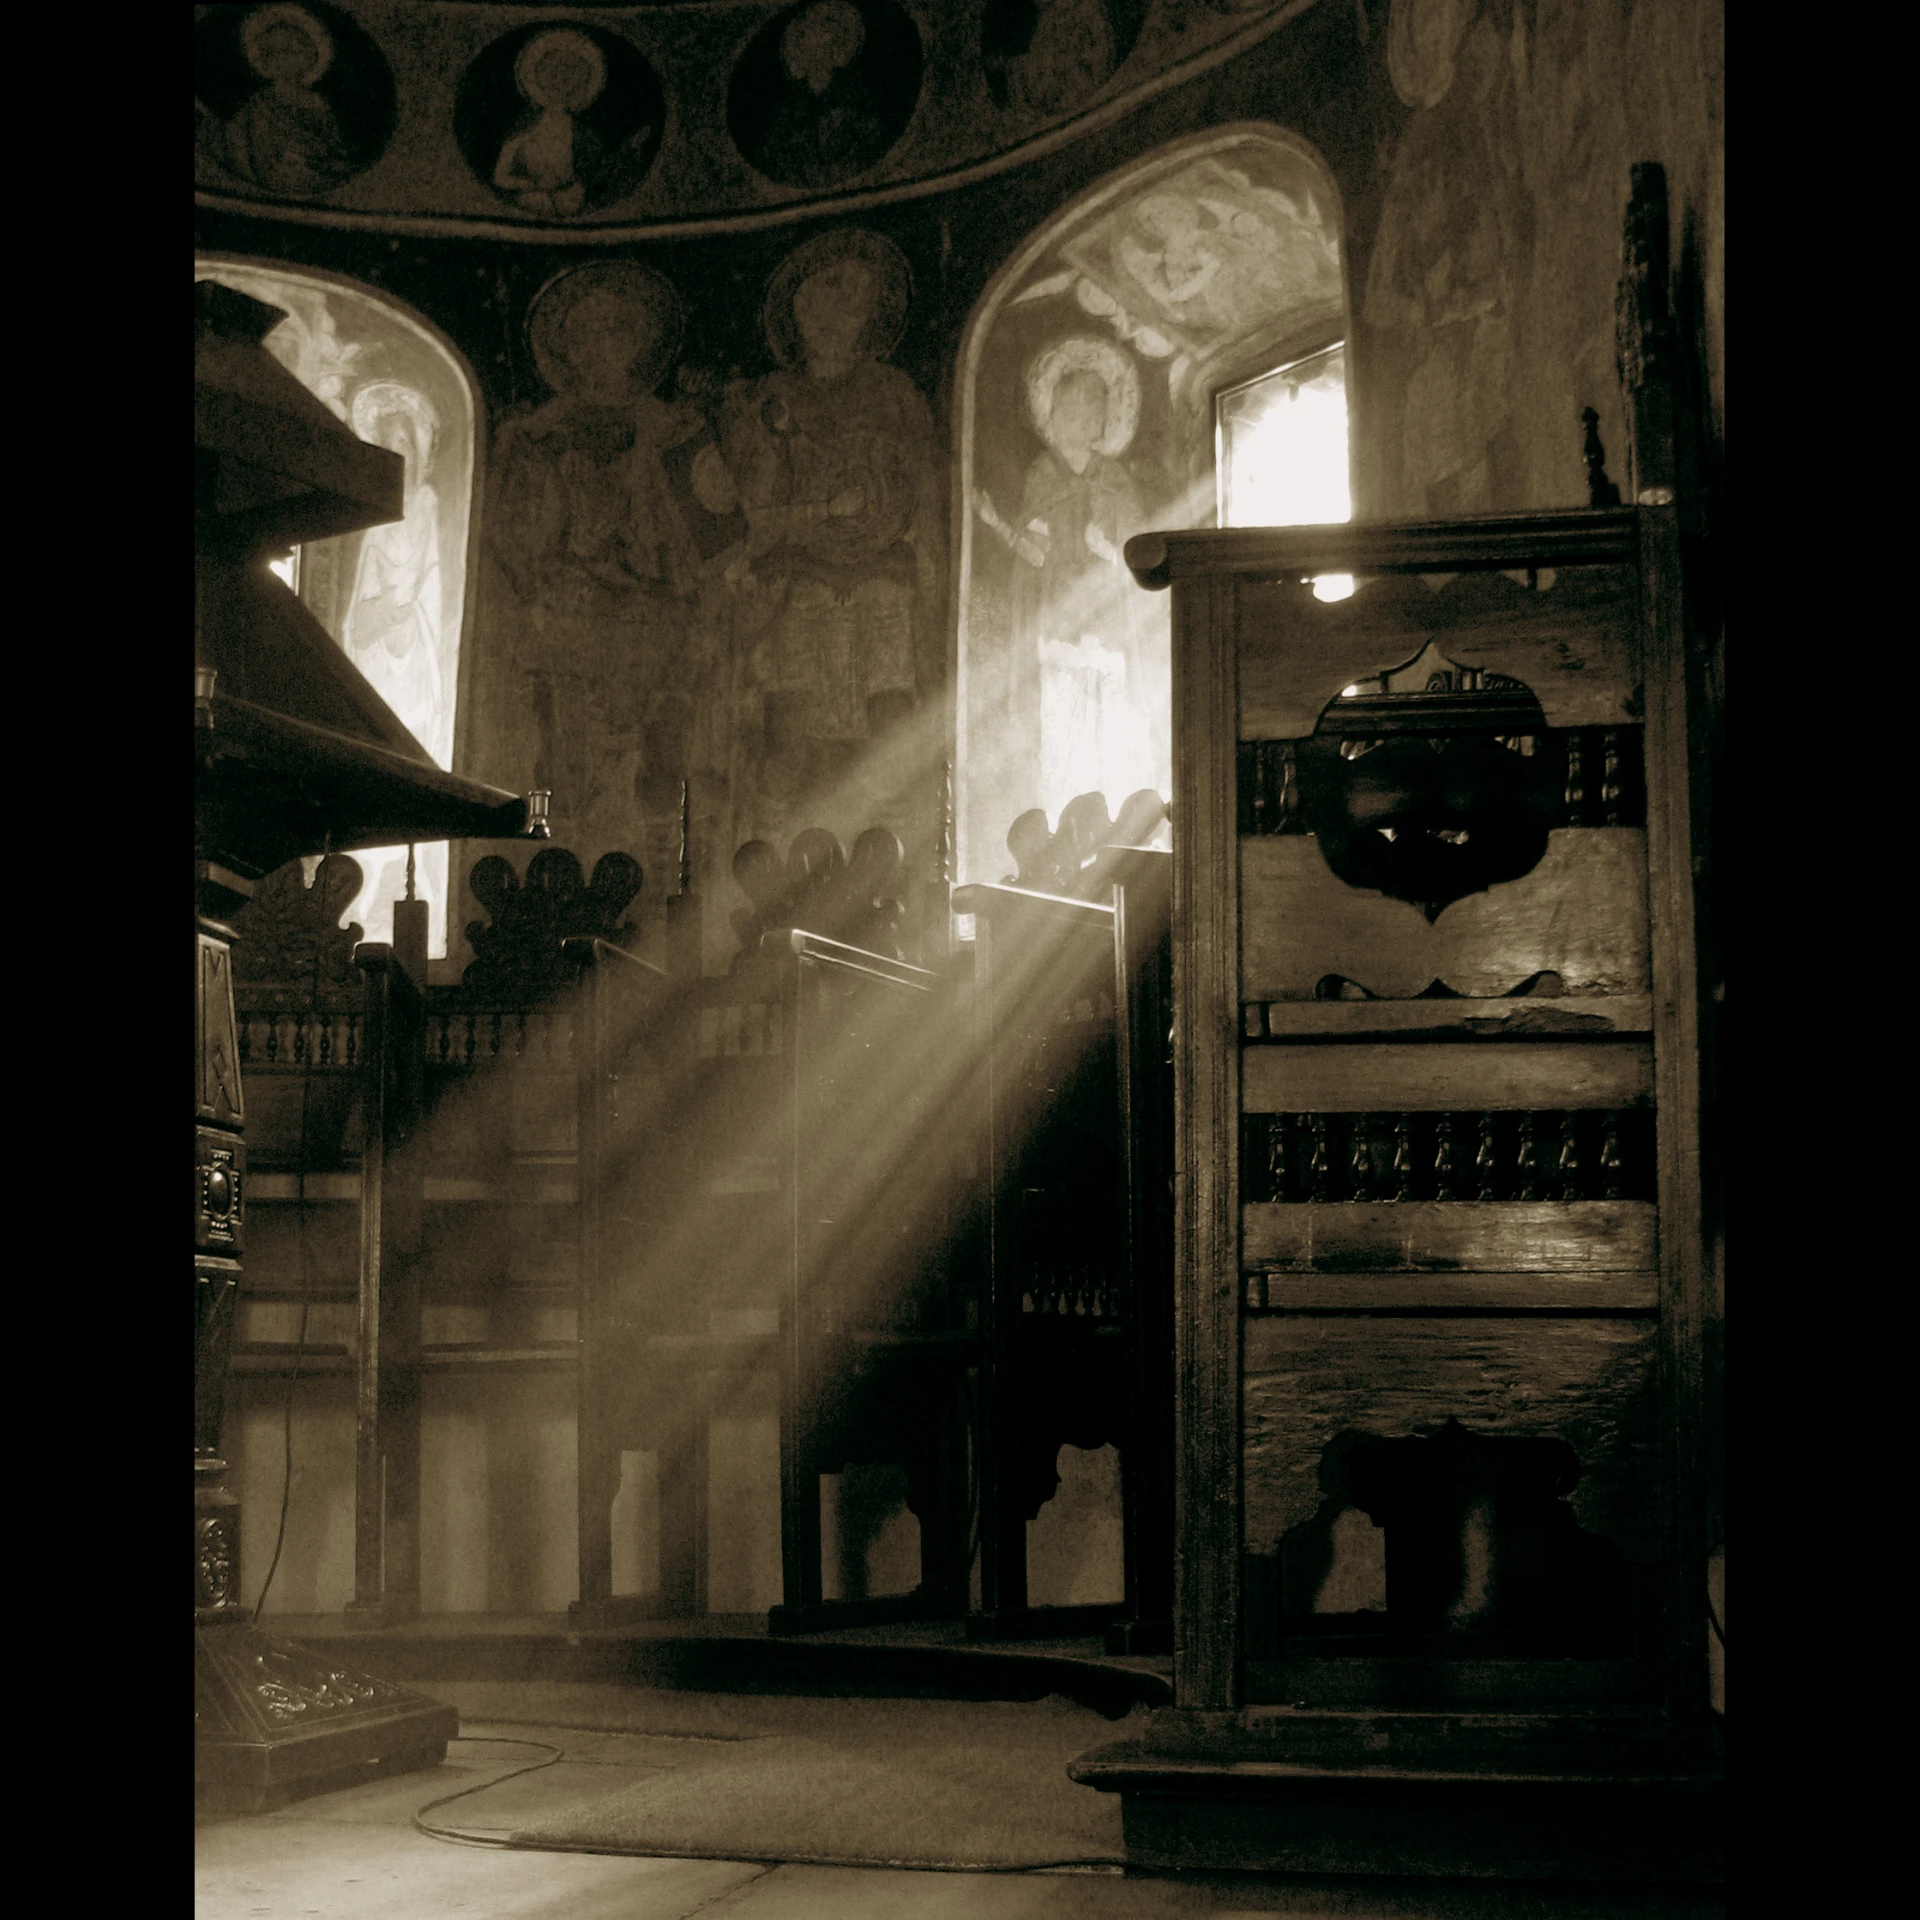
[[193, 2, 1724, 1912]]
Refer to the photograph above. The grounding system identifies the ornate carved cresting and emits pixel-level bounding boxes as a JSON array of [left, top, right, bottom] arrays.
[[727, 824, 912, 964], [463, 846, 642, 993], [1001, 788, 1167, 899], [230, 854, 366, 989]]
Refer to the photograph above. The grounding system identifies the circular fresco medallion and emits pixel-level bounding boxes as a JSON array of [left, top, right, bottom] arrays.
[[455, 23, 666, 218], [194, 2, 397, 199], [728, 0, 923, 190], [980, 0, 1149, 120], [526, 263, 686, 401]]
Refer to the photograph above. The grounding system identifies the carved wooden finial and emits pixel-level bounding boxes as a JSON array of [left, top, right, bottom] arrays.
[[1582, 407, 1622, 508], [937, 757, 954, 887]]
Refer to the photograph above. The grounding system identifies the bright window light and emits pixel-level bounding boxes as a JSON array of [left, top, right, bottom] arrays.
[[1216, 343, 1351, 530]]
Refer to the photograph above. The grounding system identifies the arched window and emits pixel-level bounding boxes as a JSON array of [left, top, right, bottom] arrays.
[[953, 126, 1349, 882], [194, 255, 482, 958]]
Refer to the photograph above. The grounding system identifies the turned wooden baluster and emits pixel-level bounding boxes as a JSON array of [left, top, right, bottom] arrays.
[[1516, 1112, 1542, 1201], [1601, 729, 1623, 826], [1348, 1113, 1374, 1201], [1474, 1113, 1498, 1200], [1278, 743, 1298, 831], [1392, 1113, 1416, 1201], [1266, 1115, 1291, 1204], [1309, 1115, 1335, 1202], [1600, 1112, 1625, 1200], [1557, 1112, 1583, 1200], [1564, 732, 1587, 827], [1434, 1113, 1461, 1201]]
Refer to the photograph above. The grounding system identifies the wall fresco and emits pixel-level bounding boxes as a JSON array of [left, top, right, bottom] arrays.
[[194, 0, 1320, 235], [195, 258, 477, 957], [955, 129, 1344, 883]]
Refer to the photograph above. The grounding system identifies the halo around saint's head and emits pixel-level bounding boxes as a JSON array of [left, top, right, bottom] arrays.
[[242, 3, 334, 86], [515, 27, 608, 111], [762, 228, 912, 371], [351, 381, 439, 472], [1026, 335, 1140, 457], [527, 262, 685, 398]]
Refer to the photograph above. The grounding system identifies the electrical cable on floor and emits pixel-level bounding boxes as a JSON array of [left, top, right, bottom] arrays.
[[253, 839, 330, 1622], [412, 1735, 566, 1848], [409, 1728, 1123, 1872]]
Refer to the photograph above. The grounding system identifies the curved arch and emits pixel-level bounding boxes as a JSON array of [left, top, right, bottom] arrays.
[[949, 123, 1349, 883], [194, 253, 487, 957]]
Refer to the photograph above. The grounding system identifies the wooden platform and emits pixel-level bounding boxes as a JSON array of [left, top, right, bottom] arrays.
[[1069, 1708, 1723, 1883], [261, 1611, 1172, 1719]]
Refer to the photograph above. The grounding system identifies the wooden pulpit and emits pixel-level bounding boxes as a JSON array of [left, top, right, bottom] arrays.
[[1067, 166, 1722, 1880], [194, 280, 541, 1810]]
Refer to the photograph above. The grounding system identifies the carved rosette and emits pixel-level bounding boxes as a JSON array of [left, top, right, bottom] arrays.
[[196, 1511, 239, 1614]]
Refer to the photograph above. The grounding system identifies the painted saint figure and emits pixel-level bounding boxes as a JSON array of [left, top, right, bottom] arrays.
[[219, 4, 355, 196], [489, 265, 702, 838], [492, 29, 606, 218], [720, 231, 939, 832], [345, 383, 447, 765], [976, 336, 1148, 811], [992, 0, 1118, 117]]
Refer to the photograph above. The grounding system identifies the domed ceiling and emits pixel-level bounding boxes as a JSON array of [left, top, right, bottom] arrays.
[[195, 0, 1325, 240]]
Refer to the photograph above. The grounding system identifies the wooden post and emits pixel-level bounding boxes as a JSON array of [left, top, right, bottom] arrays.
[[1169, 572, 1243, 1712]]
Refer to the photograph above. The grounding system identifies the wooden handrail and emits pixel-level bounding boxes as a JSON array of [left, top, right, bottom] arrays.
[[776, 926, 937, 992]]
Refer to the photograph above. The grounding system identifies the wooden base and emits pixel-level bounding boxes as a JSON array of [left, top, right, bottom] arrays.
[[195, 1620, 459, 1815], [767, 1591, 938, 1638], [1102, 1616, 1174, 1657], [966, 1602, 1124, 1643], [1069, 1708, 1722, 1882]]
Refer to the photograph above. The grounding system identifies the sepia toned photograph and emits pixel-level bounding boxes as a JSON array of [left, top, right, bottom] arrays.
[[195, 2, 1724, 1914]]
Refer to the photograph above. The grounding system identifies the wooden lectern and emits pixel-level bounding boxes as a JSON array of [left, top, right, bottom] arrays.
[[1068, 166, 1721, 1881], [194, 280, 543, 1811]]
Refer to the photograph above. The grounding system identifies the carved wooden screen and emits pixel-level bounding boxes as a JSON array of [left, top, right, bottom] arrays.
[[1148, 503, 1704, 1718]]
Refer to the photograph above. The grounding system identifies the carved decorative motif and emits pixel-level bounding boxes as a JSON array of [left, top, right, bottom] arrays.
[[1244, 1109, 1654, 1205], [230, 855, 367, 991], [1002, 788, 1167, 899], [463, 846, 641, 992], [729, 823, 910, 963], [196, 1513, 238, 1612], [198, 936, 246, 1126], [249, 1643, 402, 1725]]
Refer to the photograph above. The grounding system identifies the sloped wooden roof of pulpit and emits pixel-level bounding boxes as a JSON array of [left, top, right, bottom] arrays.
[[195, 279, 537, 886]]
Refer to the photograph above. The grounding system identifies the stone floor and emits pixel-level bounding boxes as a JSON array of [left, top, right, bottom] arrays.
[[196, 1713, 1724, 1920]]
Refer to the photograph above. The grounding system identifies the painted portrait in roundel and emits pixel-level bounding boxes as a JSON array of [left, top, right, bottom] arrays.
[[454, 24, 665, 218], [194, 2, 397, 199], [980, 0, 1149, 120], [727, 0, 924, 190]]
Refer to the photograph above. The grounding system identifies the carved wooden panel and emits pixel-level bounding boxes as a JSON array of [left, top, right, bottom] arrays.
[[197, 932, 245, 1128], [1240, 830, 1650, 1001], [1237, 566, 1641, 741], [194, 1126, 246, 1255], [1241, 1041, 1652, 1114], [1241, 1200, 1656, 1274], [1241, 1316, 1665, 1564]]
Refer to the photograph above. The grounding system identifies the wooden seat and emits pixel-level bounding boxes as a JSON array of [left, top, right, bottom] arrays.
[[954, 792, 1175, 1652]]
